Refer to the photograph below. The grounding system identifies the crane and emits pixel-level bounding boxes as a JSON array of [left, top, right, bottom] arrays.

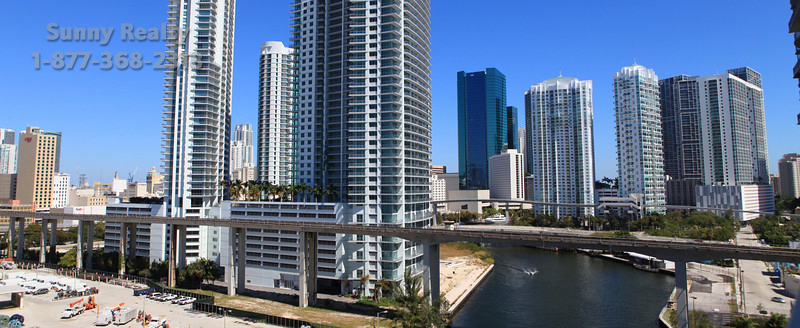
[[128, 167, 139, 183]]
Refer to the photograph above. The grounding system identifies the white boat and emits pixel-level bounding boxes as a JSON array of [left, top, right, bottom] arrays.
[[484, 214, 508, 224]]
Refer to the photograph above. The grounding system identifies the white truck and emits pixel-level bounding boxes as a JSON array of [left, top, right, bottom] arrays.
[[113, 308, 136, 325], [95, 309, 114, 326], [61, 306, 84, 319]]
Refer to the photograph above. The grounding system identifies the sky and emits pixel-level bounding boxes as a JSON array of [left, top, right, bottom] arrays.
[[1, 1, 798, 184]]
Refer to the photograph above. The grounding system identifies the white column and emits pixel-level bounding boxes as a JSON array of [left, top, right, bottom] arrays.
[[76, 221, 85, 270], [299, 231, 318, 308], [227, 227, 235, 296]]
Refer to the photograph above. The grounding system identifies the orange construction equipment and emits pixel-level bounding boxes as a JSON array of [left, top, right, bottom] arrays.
[[84, 296, 97, 310], [111, 303, 124, 311], [69, 299, 84, 308]]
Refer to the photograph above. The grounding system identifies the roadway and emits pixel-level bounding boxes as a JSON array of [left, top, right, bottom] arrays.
[[735, 226, 793, 315]]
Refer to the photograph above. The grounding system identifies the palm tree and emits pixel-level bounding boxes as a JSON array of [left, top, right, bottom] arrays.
[[391, 270, 449, 328], [359, 274, 370, 298], [322, 185, 338, 202], [373, 278, 390, 302], [248, 183, 263, 201], [763, 313, 788, 328], [229, 180, 244, 201], [311, 186, 323, 202], [296, 183, 310, 202]]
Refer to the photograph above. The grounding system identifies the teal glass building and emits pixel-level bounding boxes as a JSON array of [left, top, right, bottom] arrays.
[[457, 68, 508, 190]]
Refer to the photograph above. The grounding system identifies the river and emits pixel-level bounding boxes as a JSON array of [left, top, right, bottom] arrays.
[[450, 246, 675, 327]]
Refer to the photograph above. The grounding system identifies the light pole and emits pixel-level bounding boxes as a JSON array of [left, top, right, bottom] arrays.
[[223, 309, 231, 328], [375, 310, 388, 328]]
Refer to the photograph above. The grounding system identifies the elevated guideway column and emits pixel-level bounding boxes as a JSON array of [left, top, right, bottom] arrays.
[[118, 223, 127, 275], [49, 220, 58, 261], [432, 204, 438, 227], [237, 228, 246, 293], [168, 225, 178, 287], [177, 225, 187, 269], [39, 219, 47, 263], [86, 221, 94, 269], [227, 227, 236, 296], [423, 243, 441, 303], [7, 218, 15, 258], [675, 261, 689, 328], [16, 218, 24, 261], [299, 231, 318, 308], [76, 220, 85, 270]]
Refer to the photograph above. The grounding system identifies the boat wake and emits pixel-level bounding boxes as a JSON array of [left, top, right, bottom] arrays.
[[499, 264, 538, 276]]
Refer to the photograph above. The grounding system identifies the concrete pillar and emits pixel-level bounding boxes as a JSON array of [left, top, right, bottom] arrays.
[[505, 202, 510, 222], [167, 225, 178, 287], [423, 243, 441, 303], [76, 221, 84, 270], [177, 225, 187, 269], [299, 231, 318, 308], [39, 219, 47, 263], [432, 204, 438, 227], [675, 261, 689, 328], [227, 227, 236, 296], [86, 221, 94, 269], [118, 223, 127, 275], [237, 228, 246, 293], [49, 220, 57, 261], [8, 218, 15, 258], [16, 219, 24, 260]]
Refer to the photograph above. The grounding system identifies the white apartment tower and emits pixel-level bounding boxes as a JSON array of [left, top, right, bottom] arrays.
[[231, 124, 254, 177], [51, 173, 70, 209], [291, 0, 433, 283], [613, 64, 665, 212], [525, 77, 595, 217], [697, 68, 769, 186], [0, 129, 16, 174], [489, 149, 525, 200], [257, 41, 296, 186], [160, 0, 236, 260]]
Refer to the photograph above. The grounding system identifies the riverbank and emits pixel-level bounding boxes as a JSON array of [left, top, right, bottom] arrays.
[[439, 242, 494, 315]]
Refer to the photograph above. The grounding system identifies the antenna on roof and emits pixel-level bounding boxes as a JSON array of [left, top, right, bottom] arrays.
[[558, 71, 562, 77]]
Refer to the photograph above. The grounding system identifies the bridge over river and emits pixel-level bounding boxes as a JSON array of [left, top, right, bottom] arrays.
[[1, 207, 798, 328]]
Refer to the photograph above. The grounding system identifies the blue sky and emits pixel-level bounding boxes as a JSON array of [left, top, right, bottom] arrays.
[[1, 1, 798, 183]]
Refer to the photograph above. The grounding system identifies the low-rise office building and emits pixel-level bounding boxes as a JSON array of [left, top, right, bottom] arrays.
[[695, 185, 775, 221]]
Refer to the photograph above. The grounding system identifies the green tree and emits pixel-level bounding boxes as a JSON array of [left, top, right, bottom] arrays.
[[391, 270, 449, 328], [762, 313, 788, 328], [729, 316, 756, 328], [58, 248, 77, 267], [94, 222, 105, 241]]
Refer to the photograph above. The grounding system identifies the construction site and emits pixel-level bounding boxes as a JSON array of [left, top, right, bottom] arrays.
[[0, 269, 277, 328]]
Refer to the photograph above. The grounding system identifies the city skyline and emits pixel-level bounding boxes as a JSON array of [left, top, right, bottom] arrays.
[[2, 1, 799, 184]]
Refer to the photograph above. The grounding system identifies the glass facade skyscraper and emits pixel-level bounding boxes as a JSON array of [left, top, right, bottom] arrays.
[[697, 68, 768, 186], [659, 75, 702, 206], [506, 106, 519, 150], [457, 68, 507, 190]]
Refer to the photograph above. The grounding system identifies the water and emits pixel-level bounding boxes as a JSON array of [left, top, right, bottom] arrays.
[[450, 247, 675, 328]]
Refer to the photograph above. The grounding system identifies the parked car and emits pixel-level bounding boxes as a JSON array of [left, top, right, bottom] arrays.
[[32, 288, 48, 295], [147, 292, 163, 300], [171, 297, 188, 304], [771, 296, 786, 303], [178, 297, 195, 305]]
